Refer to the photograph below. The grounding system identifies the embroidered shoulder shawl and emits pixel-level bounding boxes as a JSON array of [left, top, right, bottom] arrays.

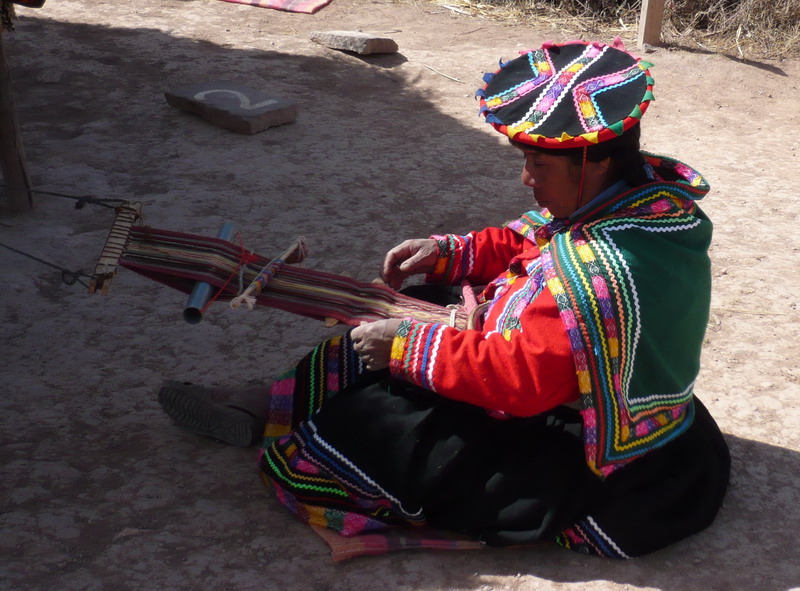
[[507, 154, 712, 477]]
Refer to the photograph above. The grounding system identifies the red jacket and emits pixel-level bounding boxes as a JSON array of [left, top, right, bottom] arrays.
[[389, 226, 579, 417]]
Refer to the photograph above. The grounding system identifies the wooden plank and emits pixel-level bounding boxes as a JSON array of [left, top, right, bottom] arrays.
[[0, 30, 34, 211], [638, 0, 666, 48]]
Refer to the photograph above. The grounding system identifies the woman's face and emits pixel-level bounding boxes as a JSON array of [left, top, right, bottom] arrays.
[[519, 147, 585, 219]]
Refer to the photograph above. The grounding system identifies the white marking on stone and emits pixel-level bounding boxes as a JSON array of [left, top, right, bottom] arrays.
[[193, 89, 278, 110]]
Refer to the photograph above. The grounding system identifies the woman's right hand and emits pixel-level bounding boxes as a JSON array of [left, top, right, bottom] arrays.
[[381, 238, 439, 290]]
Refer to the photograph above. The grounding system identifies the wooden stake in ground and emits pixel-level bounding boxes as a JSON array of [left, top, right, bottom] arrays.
[[638, 0, 666, 48], [0, 28, 34, 211]]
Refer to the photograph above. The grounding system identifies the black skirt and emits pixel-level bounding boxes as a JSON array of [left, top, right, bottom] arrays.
[[307, 376, 730, 557]]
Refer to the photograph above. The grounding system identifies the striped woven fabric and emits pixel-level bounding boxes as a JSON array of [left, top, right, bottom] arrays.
[[309, 524, 483, 562], [118, 226, 469, 328], [217, 0, 333, 14]]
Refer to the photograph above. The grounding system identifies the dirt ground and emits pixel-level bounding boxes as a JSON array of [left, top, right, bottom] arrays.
[[1, 0, 799, 589]]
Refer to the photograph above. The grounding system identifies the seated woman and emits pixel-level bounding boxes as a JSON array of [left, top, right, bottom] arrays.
[[159, 39, 730, 558]]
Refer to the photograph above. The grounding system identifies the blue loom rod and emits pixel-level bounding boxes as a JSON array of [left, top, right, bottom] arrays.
[[183, 222, 236, 324]]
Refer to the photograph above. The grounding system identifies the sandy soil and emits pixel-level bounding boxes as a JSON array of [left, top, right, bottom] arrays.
[[1, 1, 799, 589]]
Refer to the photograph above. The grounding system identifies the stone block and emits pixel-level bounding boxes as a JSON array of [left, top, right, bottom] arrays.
[[309, 31, 399, 55], [164, 82, 299, 135]]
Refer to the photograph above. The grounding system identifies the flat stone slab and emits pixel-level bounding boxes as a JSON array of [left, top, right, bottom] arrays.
[[164, 82, 299, 135], [309, 31, 399, 55]]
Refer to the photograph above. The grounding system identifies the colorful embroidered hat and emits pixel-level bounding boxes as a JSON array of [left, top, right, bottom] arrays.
[[477, 39, 654, 149]]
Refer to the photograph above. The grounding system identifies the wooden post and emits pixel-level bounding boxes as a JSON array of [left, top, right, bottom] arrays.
[[0, 28, 34, 211], [638, 0, 666, 48]]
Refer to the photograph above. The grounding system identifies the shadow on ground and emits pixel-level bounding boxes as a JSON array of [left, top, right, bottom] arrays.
[[1, 7, 798, 591]]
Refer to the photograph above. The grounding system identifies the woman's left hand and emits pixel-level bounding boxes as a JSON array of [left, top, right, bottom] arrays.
[[350, 319, 402, 371]]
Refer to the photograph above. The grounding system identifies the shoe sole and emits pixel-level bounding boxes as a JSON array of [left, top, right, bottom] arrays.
[[158, 383, 260, 447]]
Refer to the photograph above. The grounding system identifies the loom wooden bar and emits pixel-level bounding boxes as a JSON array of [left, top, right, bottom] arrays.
[[638, 0, 666, 48], [0, 31, 34, 211], [88, 203, 142, 294]]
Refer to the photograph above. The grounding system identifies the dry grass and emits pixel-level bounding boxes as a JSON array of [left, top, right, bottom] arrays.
[[665, 0, 800, 58], [420, 0, 800, 59], [425, 0, 640, 36]]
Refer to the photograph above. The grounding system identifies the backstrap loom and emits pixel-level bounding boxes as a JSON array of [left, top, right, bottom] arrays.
[[90, 204, 472, 330]]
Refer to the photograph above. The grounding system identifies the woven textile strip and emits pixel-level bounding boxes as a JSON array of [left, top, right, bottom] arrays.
[[217, 0, 333, 14], [309, 524, 483, 562], [117, 226, 468, 328], [507, 155, 712, 477]]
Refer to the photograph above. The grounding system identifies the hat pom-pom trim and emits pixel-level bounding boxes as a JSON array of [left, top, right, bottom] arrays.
[[484, 112, 503, 126]]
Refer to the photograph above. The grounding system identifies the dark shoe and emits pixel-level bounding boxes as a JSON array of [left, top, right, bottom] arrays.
[[158, 381, 267, 447]]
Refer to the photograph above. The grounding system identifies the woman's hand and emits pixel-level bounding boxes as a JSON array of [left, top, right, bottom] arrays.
[[350, 319, 402, 371], [380, 239, 439, 290]]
